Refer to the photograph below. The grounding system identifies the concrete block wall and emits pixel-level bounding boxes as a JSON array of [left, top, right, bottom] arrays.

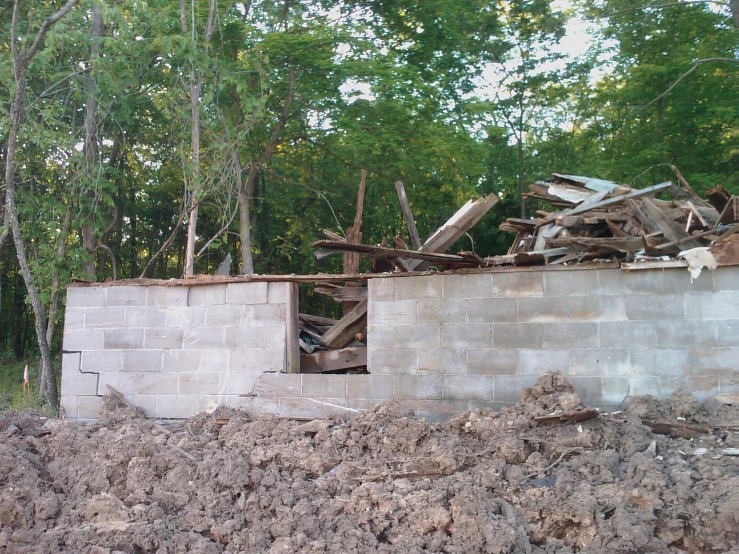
[[61, 282, 298, 419], [366, 265, 739, 410]]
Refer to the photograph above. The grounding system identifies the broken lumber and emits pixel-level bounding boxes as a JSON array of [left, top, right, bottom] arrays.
[[314, 286, 368, 302], [534, 408, 598, 425], [642, 419, 713, 439], [300, 346, 367, 373], [319, 299, 368, 349], [395, 181, 422, 250], [313, 240, 479, 265]]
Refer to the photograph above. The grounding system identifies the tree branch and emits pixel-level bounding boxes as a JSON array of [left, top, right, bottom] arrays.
[[23, 0, 80, 64]]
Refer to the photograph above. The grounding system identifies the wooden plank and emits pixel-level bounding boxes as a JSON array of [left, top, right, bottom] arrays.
[[482, 247, 572, 266], [621, 260, 689, 271], [285, 282, 300, 374], [300, 313, 338, 326], [548, 236, 645, 253], [320, 299, 368, 349], [314, 286, 368, 302], [640, 198, 703, 250], [628, 198, 661, 234], [300, 346, 367, 373], [395, 181, 422, 250], [312, 240, 477, 264], [343, 170, 367, 314]]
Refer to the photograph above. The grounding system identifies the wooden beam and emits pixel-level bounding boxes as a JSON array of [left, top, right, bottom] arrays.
[[312, 240, 479, 265], [300, 313, 338, 326], [300, 346, 367, 373], [320, 299, 368, 349], [343, 170, 367, 314], [395, 181, 422, 250], [314, 286, 368, 302], [640, 198, 703, 250]]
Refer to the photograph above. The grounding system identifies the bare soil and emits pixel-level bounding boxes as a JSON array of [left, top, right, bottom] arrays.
[[0, 373, 737, 553]]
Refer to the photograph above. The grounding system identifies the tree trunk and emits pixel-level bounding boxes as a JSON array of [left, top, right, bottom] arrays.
[[46, 205, 73, 349], [517, 135, 526, 219], [236, 156, 255, 274]]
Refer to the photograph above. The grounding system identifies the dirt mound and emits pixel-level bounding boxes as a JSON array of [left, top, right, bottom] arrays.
[[0, 373, 737, 553]]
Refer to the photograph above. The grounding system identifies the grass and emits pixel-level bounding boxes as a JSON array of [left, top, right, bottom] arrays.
[[0, 352, 59, 414]]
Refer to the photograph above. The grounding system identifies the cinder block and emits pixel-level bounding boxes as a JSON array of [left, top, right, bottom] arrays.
[[654, 320, 716, 348], [369, 278, 395, 301], [442, 375, 493, 401], [346, 375, 393, 399], [626, 295, 685, 321], [320, 398, 355, 418], [104, 329, 145, 350], [493, 375, 533, 402], [416, 400, 469, 422], [517, 297, 569, 323], [368, 300, 416, 325], [688, 347, 739, 370], [629, 375, 660, 397], [418, 349, 467, 374], [396, 276, 442, 300], [126, 395, 157, 417], [369, 325, 393, 350], [301, 374, 347, 398], [122, 350, 162, 372], [631, 350, 688, 377], [225, 371, 261, 395], [146, 286, 188, 307], [417, 300, 465, 324], [492, 323, 542, 349], [466, 298, 516, 323], [714, 266, 739, 290], [670, 373, 719, 401], [661, 267, 715, 292], [600, 269, 663, 295], [543, 323, 598, 349], [98, 372, 143, 395], [85, 307, 126, 329], [685, 291, 739, 320], [716, 320, 739, 347], [106, 286, 147, 307], [224, 327, 264, 349], [392, 375, 442, 400], [183, 328, 225, 349], [491, 271, 544, 297], [443, 274, 492, 299], [81, 350, 122, 373], [231, 348, 284, 372], [264, 329, 286, 349], [467, 349, 517, 375], [570, 349, 630, 376], [66, 286, 105, 308], [278, 397, 323, 419], [63, 308, 84, 330], [138, 373, 179, 395], [64, 329, 104, 352], [369, 349, 417, 374], [519, 349, 571, 375], [567, 376, 603, 403], [244, 304, 283, 326], [62, 352, 81, 375], [61, 373, 99, 396], [257, 373, 301, 397], [204, 304, 246, 328], [144, 328, 184, 350], [599, 321, 656, 349], [394, 324, 441, 349], [155, 395, 198, 418], [161, 350, 202, 372], [59, 396, 77, 419], [77, 396, 103, 419], [267, 282, 289, 304], [179, 373, 220, 394], [442, 323, 491, 348], [189, 284, 226, 306], [125, 307, 166, 328], [165, 306, 206, 328], [204, 349, 236, 373], [570, 296, 626, 322], [227, 282, 268, 304], [544, 269, 599, 296], [600, 377, 630, 405]]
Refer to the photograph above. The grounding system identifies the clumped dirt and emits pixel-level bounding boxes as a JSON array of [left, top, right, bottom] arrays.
[[0, 372, 737, 554]]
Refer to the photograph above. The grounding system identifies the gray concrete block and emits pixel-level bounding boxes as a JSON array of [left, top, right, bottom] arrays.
[[443, 274, 492, 299], [278, 397, 323, 419], [661, 267, 715, 293], [126, 395, 157, 417], [225, 371, 261, 395], [368, 300, 416, 325], [183, 328, 225, 350], [544, 269, 599, 296], [599, 321, 656, 349], [626, 295, 685, 321], [227, 282, 268, 304], [60, 396, 77, 419], [155, 395, 198, 418], [165, 306, 206, 328], [394, 324, 441, 349], [418, 349, 467, 374], [257, 373, 301, 397], [467, 349, 517, 375], [418, 299, 466, 324], [466, 298, 516, 323], [599, 269, 663, 295], [369, 349, 417, 374], [492, 323, 542, 349], [543, 323, 598, 349], [491, 271, 544, 297], [714, 266, 739, 290], [631, 350, 688, 377], [106, 286, 147, 307], [267, 282, 289, 304], [654, 320, 716, 348], [369, 325, 393, 351], [517, 297, 569, 323], [81, 350, 122, 373], [567, 376, 603, 403], [231, 348, 284, 372], [85, 308, 126, 329], [392, 375, 442, 400], [716, 320, 739, 347], [346, 375, 393, 399], [264, 329, 286, 350], [570, 349, 630, 376], [189, 284, 226, 306], [161, 350, 202, 372], [224, 326, 264, 349], [570, 296, 626, 322], [369, 278, 395, 302], [301, 374, 347, 398], [669, 373, 720, 402], [442, 375, 493, 400], [144, 328, 184, 350], [204, 304, 246, 328], [685, 291, 739, 320], [61, 373, 99, 396], [688, 347, 738, 370], [600, 376, 630, 405], [77, 396, 104, 419], [67, 286, 105, 308], [244, 304, 284, 326], [396, 275, 442, 300], [416, 400, 469, 422], [125, 307, 166, 328], [104, 329, 145, 350], [138, 373, 179, 395], [493, 375, 533, 402], [202, 349, 232, 372], [629, 375, 661, 397], [442, 323, 491, 348], [519, 349, 571, 375], [320, 398, 356, 418], [62, 352, 81, 375], [122, 350, 162, 372], [64, 308, 84, 330], [146, 286, 188, 307], [179, 373, 220, 394]]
